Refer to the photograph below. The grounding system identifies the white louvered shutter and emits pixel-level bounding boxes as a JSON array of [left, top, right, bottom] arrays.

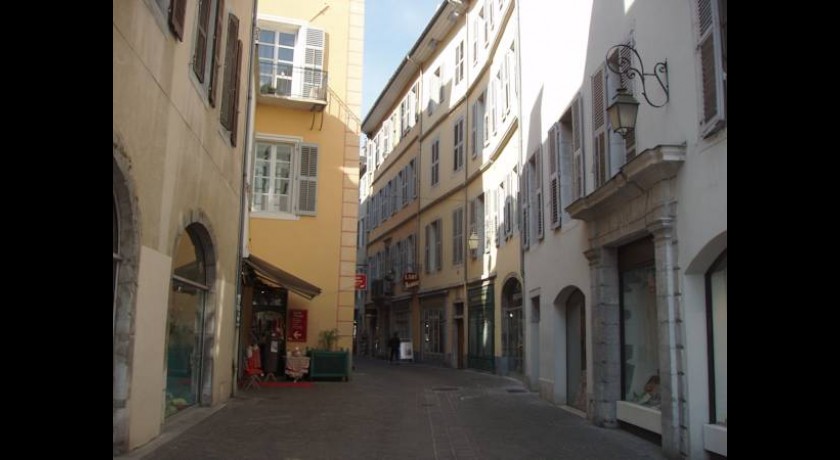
[[297, 145, 318, 215], [303, 27, 325, 98], [698, 0, 726, 137]]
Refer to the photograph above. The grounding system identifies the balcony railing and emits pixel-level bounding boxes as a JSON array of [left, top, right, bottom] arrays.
[[258, 63, 328, 102]]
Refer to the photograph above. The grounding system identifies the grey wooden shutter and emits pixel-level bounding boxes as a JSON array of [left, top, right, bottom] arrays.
[[572, 95, 585, 200], [424, 224, 430, 274], [698, 0, 725, 136], [591, 67, 608, 187], [536, 148, 544, 239], [297, 145, 318, 215], [208, 0, 225, 107], [548, 125, 560, 228], [192, 0, 211, 81], [435, 220, 442, 271], [169, 0, 187, 41], [469, 199, 477, 259], [220, 14, 239, 131]]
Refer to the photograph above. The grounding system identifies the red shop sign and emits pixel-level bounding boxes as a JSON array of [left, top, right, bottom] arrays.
[[288, 309, 307, 342]]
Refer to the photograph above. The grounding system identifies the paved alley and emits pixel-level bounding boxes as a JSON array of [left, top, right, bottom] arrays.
[[122, 357, 666, 460]]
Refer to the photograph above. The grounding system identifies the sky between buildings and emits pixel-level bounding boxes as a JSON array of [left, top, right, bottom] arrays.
[[362, 0, 443, 118]]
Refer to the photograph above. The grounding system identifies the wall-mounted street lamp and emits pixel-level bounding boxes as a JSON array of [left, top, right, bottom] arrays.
[[468, 231, 480, 252], [605, 44, 670, 138]]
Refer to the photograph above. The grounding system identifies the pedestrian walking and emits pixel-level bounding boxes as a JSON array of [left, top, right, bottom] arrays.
[[388, 332, 401, 364]]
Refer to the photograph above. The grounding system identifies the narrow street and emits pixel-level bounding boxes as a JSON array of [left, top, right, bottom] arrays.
[[129, 357, 666, 460]]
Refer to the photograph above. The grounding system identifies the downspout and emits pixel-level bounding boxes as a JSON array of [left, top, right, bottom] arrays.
[[232, 0, 259, 398]]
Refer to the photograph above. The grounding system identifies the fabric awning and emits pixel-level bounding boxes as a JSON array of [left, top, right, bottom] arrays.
[[243, 254, 322, 300]]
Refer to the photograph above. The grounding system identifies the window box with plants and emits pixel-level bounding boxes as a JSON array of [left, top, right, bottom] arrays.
[[307, 329, 350, 381]]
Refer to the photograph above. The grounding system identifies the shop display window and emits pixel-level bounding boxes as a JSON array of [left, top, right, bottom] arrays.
[[707, 251, 727, 425]]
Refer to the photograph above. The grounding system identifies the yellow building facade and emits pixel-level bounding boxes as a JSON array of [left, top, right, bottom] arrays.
[[361, 0, 523, 375], [241, 0, 364, 370], [113, 0, 255, 454]]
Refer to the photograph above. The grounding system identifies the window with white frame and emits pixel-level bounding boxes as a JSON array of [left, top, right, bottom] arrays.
[[425, 219, 442, 273], [472, 92, 486, 156], [257, 21, 325, 99], [252, 140, 319, 215], [469, 194, 485, 258], [453, 118, 465, 171], [471, 16, 480, 65], [455, 40, 465, 85], [382, 120, 391, 156], [452, 207, 464, 265], [502, 43, 516, 120], [405, 234, 416, 273], [431, 140, 440, 186]]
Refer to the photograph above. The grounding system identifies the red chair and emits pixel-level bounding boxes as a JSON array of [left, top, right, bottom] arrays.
[[241, 345, 264, 390]]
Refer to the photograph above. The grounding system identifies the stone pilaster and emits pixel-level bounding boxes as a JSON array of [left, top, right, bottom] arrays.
[[585, 247, 620, 428], [649, 218, 686, 459]]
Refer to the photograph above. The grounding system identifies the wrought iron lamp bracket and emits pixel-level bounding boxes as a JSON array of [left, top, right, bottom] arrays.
[[606, 44, 669, 108]]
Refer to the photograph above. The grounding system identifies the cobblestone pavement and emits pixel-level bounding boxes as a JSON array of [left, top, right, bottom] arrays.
[[123, 357, 667, 460]]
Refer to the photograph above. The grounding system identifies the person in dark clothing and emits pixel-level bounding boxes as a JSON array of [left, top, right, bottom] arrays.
[[388, 332, 401, 364]]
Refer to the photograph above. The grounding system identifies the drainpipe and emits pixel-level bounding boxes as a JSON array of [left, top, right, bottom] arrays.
[[232, 0, 259, 398]]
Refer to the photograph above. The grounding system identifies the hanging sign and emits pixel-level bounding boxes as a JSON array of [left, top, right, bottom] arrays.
[[288, 309, 307, 342], [403, 272, 419, 289]]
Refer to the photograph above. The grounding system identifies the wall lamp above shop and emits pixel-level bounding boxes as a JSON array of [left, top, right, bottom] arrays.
[[605, 44, 670, 138]]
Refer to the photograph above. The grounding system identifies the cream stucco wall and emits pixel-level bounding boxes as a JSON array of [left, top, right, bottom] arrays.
[[114, 0, 254, 452]]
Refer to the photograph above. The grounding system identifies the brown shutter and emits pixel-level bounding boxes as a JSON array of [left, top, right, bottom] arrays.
[[220, 13, 239, 131], [208, 0, 225, 107], [192, 0, 211, 81], [169, 0, 187, 41], [230, 39, 243, 146]]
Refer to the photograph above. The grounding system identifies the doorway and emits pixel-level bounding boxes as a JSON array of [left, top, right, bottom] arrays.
[[565, 289, 586, 411]]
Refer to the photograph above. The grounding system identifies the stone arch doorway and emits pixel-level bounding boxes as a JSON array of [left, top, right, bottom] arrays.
[[501, 277, 524, 375], [565, 289, 586, 411], [113, 151, 139, 454], [553, 286, 586, 411], [165, 222, 216, 417]]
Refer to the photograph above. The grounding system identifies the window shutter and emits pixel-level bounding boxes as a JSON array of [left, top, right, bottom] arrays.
[[698, 0, 726, 137], [435, 221, 442, 271], [425, 225, 430, 274], [304, 27, 326, 98], [536, 149, 544, 239], [298, 145, 318, 215], [469, 200, 477, 259], [230, 39, 242, 146], [169, 0, 187, 41], [208, 0, 225, 107], [220, 14, 239, 131], [591, 68, 609, 187], [548, 125, 559, 227], [192, 0, 211, 81], [572, 95, 585, 200]]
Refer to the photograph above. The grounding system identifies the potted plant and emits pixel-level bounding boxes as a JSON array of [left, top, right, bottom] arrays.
[[309, 328, 349, 381], [318, 328, 340, 351]]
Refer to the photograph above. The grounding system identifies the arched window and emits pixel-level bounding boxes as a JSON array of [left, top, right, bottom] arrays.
[[165, 225, 210, 417]]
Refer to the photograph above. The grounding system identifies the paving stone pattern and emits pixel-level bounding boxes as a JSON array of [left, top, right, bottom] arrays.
[[135, 357, 666, 460]]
